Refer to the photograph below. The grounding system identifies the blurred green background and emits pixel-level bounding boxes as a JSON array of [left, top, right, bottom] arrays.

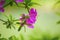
[[0, 0, 60, 40]]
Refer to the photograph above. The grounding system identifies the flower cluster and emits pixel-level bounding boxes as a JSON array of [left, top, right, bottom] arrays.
[[0, 0, 39, 31], [20, 8, 37, 28], [0, 0, 24, 12], [18, 8, 37, 31]]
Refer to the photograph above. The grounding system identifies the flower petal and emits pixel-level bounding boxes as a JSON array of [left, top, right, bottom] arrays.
[[27, 24, 34, 28], [26, 17, 36, 24], [29, 8, 37, 18], [15, 0, 24, 3], [0, 7, 4, 12], [20, 14, 25, 20], [0, 0, 5, 7]]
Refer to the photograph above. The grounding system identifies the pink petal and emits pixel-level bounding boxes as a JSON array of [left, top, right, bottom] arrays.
[[26, 17, 36, 24], [27, 24, 34, 28], [0, 7, 4, 12], [0, 0, 5, 7], [15, 0, 24, 3], [29, 8, 37, 18]]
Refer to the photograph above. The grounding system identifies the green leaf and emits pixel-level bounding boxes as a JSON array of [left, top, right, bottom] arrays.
[[6, 19, 11, 29], [18, 26, 22, 31], [3, 22, 7, 25], [3, 0, 12, 8], [0, 34, 1, 37], [28, 2, 41, 6], [24, 0, 31, 4], [9, 1, 13, 6], [55, 1, 60, 5], [9, 35, 18, 40], [57, 21, 60, 24], [3, 15, 16, 29], [26, 6, 30, 12], [53, 0, 60, 9], [52, 37, 59, 40], [16, 22, 20, 24], [0, 19, 6, 22], [0, 38, 7, 40], [6, 24, 11, 29], [13, 1, 19, 7], [12, 25, 15, 29]]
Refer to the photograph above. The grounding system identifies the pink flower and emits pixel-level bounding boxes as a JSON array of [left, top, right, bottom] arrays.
[[0, 0, 5, 12], [29, 8, 37, 18], [0, 7, 4, 12], [15, 0, 24, 3], [20, 14, 26, 21], [26, 8, 37, 28], [20, 8, 37, 28]]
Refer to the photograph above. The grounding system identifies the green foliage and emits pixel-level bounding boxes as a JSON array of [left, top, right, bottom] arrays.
[[56, 12, 60, 16], [52, 36, 59, 40], [9, 35, 18, 40], [0, 38, 7, 40], [53, 0, 60, 9], [0, 34, 60, 40], [0, 15, 18, 29], [3, 0, 18, 8], [3, 0, 40, 9], [40, 33, 52, 40], [9, 1, 13, 6], [57, 21, 60, 24], [3, 0, 12, 7], [29, 36, 41, 40], [28, 2, 40, 6], [55, 0, 60, 5], [24, 0, 31, 4], [3, 15, 16, 29], [29, 35, 60, 40], [0, 34, 1, 37], [23, 0, 40, 12], [0, 34, 7, 40]]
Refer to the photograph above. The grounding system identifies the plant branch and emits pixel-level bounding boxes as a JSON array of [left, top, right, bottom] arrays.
[[0, 19, 6, 22]]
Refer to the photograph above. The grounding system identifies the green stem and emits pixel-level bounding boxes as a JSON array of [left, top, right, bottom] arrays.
[[18, 25, 22, 31], [18, 21, 26, 31], [13, 0, 19, 7], [18, 23, 24, 31], [23, 3, 30, 13], [26, 7, 29, 13]]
